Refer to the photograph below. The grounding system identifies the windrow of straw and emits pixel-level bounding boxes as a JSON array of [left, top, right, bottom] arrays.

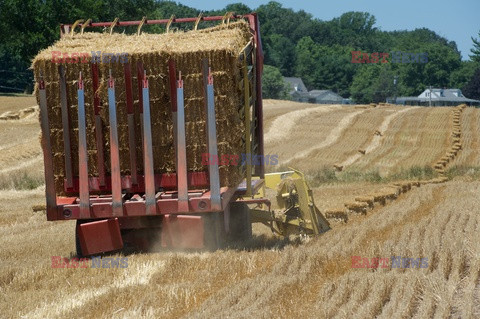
[[324, 105, 467, 225], [431, 104, 466, 175], [33, 22, 252, 195]]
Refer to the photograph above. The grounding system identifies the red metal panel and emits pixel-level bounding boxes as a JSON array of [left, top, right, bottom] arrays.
[[78, 218, 123, 255], [57, 197, 76, 205], [57, 186, 234, 220], [161, 215, 204, 249], [64, 171, 209, 194]]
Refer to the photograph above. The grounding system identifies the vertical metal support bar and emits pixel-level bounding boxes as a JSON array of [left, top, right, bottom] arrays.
[[108, 72, 123, 216], [91, 63, 106, 187], [58, 65, 73, 189], [77, 73, 90, 219], [176, 73, 189, 212], [137, 62, 145, 148], [243, 56, 252, 197], [142, 72, 156, 215], [124, 63, 138, 185], [169, 60, 188, 212], [252, 14, 265, 178], [38, 76, 57, 220], [169, 60, 178, 170], [203, 60, 221, 211]]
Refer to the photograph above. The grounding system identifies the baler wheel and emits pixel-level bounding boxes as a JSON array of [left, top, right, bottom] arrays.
[[228, 202, 252, 243]]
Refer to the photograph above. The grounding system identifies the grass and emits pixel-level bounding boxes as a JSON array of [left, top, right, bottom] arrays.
[[306, 165, 438, 187], [445, 165, 480, 179], [0, 170, 44, 190]]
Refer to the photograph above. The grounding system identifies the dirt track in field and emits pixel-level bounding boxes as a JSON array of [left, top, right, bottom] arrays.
[[1, 97, 480, 318]]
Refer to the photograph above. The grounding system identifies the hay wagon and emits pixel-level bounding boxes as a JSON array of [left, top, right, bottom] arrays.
[[34, 13, 329, 256]]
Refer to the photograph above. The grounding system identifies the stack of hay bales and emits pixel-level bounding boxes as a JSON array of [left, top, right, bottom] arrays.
[[431, 104, 466, 178], [33, 22, 252, 195]]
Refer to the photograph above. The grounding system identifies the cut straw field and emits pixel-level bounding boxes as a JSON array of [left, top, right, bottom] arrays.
[[1, 97, 480, 318], [450, 106, 480, 166], [2, 180, 479, 318]]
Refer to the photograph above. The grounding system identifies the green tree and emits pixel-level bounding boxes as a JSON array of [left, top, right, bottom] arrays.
[[450, 61, 478, 90], [264, 34, 296, 75], [350, 64, 396, 103], [463, 68, 480, 100], [294, 36, 318, 89], [262, 65, 288, 99], [470, 30, 480, 63]]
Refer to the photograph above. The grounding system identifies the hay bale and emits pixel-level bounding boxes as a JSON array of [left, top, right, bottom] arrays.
[[345, 201, 369, 214], [32, 204, 46, 212], [411, 181, 421, 187], [452, 144, 462, 151], [370, 193, 387, 205], [3, 112, 20, 120], [393, 182, 410, 193], [382, 189, 398, 200], [430, 177, 445, 184], [325, 209, 348, 222], [447, 151, 456, 158], [33, 22, 252, 195], [438, 160, 448, 167], [333, 164, 343, 171], [355, 196, 374, 208]]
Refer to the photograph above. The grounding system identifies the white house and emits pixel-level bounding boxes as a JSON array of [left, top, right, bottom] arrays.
[[394, 88, 480, 106]]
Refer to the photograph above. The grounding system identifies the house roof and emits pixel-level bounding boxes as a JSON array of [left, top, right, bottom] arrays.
[[309, 90, 343, 101], [283, 77, 308, 93], [308, 90, 330, 97], [396, 96, 480, 103], [396, 88, 480, 104]]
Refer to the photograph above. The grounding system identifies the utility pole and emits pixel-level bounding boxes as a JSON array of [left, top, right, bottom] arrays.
[[429, 85, 432, 107], [393, 75, 398, 105]]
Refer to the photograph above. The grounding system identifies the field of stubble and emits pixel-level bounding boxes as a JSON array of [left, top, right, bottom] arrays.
[[0, 96, 479, 318]]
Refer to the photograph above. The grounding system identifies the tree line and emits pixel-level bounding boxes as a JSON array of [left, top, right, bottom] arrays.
[[0, 0, 479, 102]]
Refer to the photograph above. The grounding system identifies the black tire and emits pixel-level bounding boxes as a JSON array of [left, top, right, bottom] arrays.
[[203, 212, 226, 251], [228, 202, 252, 243]]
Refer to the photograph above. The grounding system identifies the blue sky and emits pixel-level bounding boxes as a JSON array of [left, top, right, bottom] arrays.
[[177, 0, 480, 61]]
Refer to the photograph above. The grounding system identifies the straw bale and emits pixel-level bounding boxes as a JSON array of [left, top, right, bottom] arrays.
[[354, 196, 374, 207], [324, 209, 348, 222], [33, 22, 252, 195], [345, 201, 368, 214], [370, 193, 387, 205]]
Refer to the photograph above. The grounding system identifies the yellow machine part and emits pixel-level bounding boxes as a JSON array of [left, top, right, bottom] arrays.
[[249, 169, 330, 236]]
